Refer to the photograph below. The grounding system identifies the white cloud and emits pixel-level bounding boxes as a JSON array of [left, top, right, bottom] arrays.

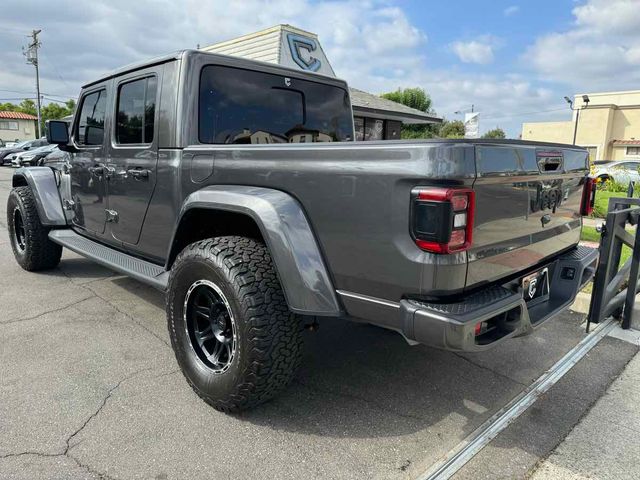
[[503, 5, 519, 16], [0, 0, 564, 136], [525, 0, 640, 90], [450, 39, 495, 64]]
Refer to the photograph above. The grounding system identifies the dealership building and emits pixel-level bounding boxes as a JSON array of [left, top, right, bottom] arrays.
[[522, 90, 640, 161], [201, 25, 441, 141]]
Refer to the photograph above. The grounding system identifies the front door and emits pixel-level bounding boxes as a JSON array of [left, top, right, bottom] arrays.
[[69, 85, 109, 236], [106, 70, 159, 246]]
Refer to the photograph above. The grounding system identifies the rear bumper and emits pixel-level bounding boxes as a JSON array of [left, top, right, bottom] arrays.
[[399, 245, 598, 351]]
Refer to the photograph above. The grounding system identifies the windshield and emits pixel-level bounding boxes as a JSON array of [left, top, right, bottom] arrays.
[[13, 140, 30, 148], [199, 65, 354, 144]]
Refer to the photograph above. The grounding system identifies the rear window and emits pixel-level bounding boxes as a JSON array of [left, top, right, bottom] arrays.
[[199, 65, 353, 144]]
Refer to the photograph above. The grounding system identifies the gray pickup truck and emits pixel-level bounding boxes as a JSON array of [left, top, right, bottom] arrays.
[[6, 50, 597, 412]]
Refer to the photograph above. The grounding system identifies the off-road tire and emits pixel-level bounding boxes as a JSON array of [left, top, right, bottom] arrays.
[[167, 236, 303, 412], [7, 186, 62, 271]]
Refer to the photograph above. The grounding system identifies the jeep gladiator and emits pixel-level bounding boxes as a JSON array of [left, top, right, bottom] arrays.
[[6, 50, 598, 411]]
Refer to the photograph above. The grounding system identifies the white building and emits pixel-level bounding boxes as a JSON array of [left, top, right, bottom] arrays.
[[201, 25, 441, 141], [0, 111, 38, 143]]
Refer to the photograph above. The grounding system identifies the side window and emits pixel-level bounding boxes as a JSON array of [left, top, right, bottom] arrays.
[[77, 89, 107, 146], [116, 76, 157, 145]]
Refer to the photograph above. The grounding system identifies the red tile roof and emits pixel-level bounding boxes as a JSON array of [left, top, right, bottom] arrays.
[[0, 111, 38, 120], [613, 139, 640, 145]]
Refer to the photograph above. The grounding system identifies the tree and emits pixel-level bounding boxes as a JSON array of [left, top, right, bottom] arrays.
[[381, 87, 434, 114], [380, 87, 439, 139], [482, 127, 506, 139], [438, 120, 465, 139], [0, 98, 75, 136], [18, 99, 37, 116]]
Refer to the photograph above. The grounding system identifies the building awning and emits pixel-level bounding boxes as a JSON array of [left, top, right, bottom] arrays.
[[0, 111, 37, 120], [349, 88, 442, 125], [612, 140, 640, 146]]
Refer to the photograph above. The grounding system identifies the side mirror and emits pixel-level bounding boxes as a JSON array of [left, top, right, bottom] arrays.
[[46, 120, 70, 145]]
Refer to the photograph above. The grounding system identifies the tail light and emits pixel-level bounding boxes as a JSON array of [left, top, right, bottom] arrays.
[[580, 176, 596, 216], [411, 187, 475, 254]]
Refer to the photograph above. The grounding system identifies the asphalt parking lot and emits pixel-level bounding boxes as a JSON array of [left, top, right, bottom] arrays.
[[0, 165, 637, 480]]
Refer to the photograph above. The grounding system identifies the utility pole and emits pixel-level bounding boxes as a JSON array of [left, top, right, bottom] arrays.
[[24, 29, 42, 138]]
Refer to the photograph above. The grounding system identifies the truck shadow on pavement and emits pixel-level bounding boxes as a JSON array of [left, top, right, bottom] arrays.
[[50, 261, 594, 445], [239, 318, 525, 439]]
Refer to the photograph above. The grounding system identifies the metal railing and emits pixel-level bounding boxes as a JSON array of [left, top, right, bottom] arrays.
[[587, 184, 640, 331]]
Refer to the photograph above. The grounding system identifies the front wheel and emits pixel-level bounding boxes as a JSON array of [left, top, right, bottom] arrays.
[[7, 186, 62, 271], [166, 236, 303, 412]]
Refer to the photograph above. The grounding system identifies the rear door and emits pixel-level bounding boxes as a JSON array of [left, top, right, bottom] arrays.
[[69, 84, 110, 236], [467, 144, 589, 288], [106, 68, 160, 246]]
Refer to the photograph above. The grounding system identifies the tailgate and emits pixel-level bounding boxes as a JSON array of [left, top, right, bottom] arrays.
[[466, 144, 589, 289]]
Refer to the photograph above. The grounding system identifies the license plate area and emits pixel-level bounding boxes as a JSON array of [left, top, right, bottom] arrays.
[[522, 267, 550, 307]]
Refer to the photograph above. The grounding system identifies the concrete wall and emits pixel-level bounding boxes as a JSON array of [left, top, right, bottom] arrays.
[[522, 121, 573, 143], [0, 118, 37, 143]]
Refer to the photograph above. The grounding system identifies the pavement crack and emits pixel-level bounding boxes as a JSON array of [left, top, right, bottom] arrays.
[[67, 452, 119, 480], [1, 295, 95, 325], [452, 352, 528, 387], [82, 283, 170, 348], [0, 450, 61, 460], [65, 367, 152, 454], [293, 379, 427, 422]]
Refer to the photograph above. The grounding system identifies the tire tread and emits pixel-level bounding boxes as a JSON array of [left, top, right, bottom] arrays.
[[167, 236, 303, 412]]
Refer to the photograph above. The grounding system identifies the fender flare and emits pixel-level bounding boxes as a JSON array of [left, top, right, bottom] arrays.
[[174, 185, 342, 317], [12, 167, 67, 226]]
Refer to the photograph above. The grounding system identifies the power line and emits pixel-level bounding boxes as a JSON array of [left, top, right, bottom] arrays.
[[40, 51, 73, 92], [481, 107, 567, 120]]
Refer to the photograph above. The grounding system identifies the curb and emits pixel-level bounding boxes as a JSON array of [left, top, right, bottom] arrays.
[[570, 290, 591, 314]]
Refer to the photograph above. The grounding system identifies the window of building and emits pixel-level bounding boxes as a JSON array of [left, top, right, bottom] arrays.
[[199, 65, 353, 144], [0, 121, 19, 130], [354, 117, 365, 141], [77, 89, 107, 146], [584, 146, 597, 161], [627, 146, 640, 156], [364, 118, 384, 141], [116, 76, 157, 144]]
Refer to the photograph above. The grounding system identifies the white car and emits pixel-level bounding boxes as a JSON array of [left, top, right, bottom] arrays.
[[591, 160, 640, 186], [10, 144, 56, 167]]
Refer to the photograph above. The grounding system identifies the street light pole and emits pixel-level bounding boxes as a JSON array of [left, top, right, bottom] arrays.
[[572, 108, 580, 145], [24, 29, 42, 138], [565, 95, 590, 145]]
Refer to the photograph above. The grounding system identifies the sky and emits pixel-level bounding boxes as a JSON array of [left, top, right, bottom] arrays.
[[1, 0, 639, 137]]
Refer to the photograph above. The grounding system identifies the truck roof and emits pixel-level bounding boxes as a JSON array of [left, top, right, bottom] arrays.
[[82, 49, 349, 90]]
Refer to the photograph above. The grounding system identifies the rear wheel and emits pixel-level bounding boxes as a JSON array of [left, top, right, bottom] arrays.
[[7, 186, 62, 271], [167, 236, 303, 412]]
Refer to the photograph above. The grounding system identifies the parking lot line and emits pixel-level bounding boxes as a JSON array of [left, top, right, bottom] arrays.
[[417, 316, 617, 480]]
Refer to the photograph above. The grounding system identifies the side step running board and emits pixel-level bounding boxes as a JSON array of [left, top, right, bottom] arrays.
[[49, 229, 168, 291]]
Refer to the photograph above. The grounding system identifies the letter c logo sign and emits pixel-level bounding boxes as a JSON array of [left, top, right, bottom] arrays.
[[287, 33, 321, 72]]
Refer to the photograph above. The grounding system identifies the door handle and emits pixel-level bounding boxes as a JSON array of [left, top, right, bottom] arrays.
[[127, 168, 150, 180]]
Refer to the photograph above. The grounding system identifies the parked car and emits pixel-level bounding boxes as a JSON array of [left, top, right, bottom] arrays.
[[0, 138, 48, 165], [8, 50, 596, 412], [11, 144, 57, 167], [591, 160, 640, 186]]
